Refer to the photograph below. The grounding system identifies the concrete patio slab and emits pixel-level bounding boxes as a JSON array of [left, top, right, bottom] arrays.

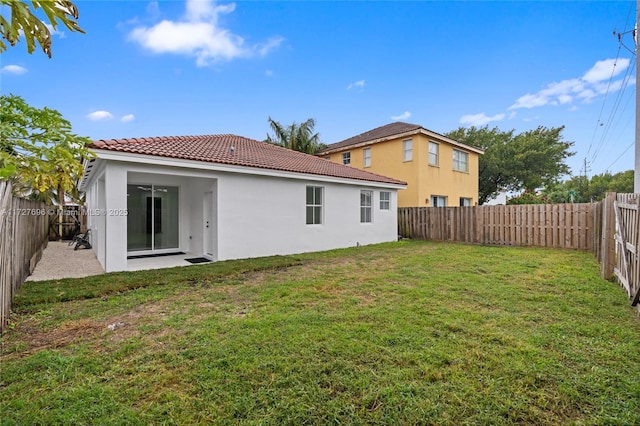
[[26, 241, 105, 282]]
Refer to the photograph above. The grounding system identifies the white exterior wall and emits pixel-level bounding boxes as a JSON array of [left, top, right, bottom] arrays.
[[83, 157, 401, 272], [216, 173, 398, 260]]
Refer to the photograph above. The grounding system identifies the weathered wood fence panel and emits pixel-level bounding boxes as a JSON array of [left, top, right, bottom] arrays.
[[0, 180, 49, 332], [609, 193, 640, 313], [49, 205, 86, 240], [398, 203, 600, 251]]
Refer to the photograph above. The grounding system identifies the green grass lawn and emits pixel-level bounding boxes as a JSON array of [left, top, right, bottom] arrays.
[[1, 240, 639, 425]]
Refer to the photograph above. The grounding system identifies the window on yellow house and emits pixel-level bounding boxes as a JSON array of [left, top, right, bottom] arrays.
[[429, 142, 439, 166], [431, 195, 447, 207], [363, 148, 371, 167], [342, 152, 351, 165], [460, 197, 472, 207], [453, 149, 468, 172], [403, 139, 413, 161]]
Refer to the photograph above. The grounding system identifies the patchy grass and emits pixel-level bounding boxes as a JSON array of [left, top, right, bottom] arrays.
[[1, 241, 639, 425], [12, 255, 303, 308]]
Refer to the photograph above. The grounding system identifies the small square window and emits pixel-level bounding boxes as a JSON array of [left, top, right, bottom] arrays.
[[460, 197, 472, 207], [380, 191, 390, 210], [453, 150, 468, 172], [431, 195, 446, 207], [342, 152, 351, 165]]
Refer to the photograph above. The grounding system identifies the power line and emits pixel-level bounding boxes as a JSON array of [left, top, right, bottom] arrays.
[[588, 56, 636, 165], [585, 3, 636, 171], [604, 141, 635, 171]]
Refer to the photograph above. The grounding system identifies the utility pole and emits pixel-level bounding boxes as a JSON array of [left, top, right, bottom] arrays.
[[635, 0, 639, 192]]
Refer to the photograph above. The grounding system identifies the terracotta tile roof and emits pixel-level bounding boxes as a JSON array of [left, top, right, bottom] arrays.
[[317, 122, 483, 155], [88, 134, 406, 185]]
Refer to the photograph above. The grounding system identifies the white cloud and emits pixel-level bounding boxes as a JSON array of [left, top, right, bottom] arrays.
[[128, 0, 283, 66], [582, 58, 629, 83], [508, 58, 632, 110], [257, 36, 284, 57], [459, 112, 505, 127], [265, 69, 273, 76], [347, 80, 365, 90], [45, 23, 66, 38], [1, 65, 28, 75], [86, 110, 114, 121], [121, 114, 135, 123], [391, 111, 411, 121]]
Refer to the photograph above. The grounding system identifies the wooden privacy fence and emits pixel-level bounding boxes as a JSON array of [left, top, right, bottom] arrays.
[[398, 203, 601, 251], [0, 180, 49, 332], [49, 205, 87, 240], [600, 193, 640, 313]]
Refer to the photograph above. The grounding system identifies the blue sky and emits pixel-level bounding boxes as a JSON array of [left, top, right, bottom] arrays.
[[1, 0, 636, 178]]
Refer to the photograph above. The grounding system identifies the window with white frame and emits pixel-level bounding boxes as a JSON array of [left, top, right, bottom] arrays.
[[306, 186, 323, 225], [360, 190, 372, 223], [363, 148, 371, 167], [431, 195, 446, 207], [380, 191, 390, 210], [403, 139, 413, 161], [342, 152, 351, 165], [460, 197, 472, 207], [429, 142, 439, 166], [453, 149, 469, 172]]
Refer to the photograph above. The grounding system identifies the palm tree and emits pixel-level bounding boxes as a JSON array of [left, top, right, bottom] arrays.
[[265, 117, 326, 154]]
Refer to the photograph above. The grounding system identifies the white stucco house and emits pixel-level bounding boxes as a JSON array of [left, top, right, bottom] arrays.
[[79, 134, 406, 272]]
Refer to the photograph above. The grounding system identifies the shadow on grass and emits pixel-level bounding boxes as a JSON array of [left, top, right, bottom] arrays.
[[13, 255, 304, 310]]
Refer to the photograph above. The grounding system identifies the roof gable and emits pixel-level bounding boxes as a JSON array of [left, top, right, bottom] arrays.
[[87, 134, 406, 185]]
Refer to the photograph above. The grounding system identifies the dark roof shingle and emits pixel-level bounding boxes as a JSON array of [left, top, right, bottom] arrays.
[[322, 122, 423, 152], [317, 122, 483, 155], [89, 134, 406, 185]]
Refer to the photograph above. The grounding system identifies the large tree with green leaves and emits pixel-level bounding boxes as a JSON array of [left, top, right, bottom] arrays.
[[0, 94, 93, 206], [265, 117, 326, 155], [447, 125, 574, 204], [0, 0, 84, 58]]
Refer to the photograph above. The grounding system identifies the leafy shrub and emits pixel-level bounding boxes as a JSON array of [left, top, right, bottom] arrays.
[[507, 190, 550, 205]]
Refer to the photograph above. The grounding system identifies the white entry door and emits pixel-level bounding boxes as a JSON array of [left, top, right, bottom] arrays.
[[203, 191, 214, 257]]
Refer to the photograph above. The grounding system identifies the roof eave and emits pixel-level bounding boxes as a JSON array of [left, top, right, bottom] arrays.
[[86, 149, 407, 188], [318, 128, 484, 156]]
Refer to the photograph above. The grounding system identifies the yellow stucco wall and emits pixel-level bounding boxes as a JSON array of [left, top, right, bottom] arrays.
[[324, 134, 480, 207]]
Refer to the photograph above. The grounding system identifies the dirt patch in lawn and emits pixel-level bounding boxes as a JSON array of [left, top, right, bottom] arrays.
[[1, 299, 181, 359]]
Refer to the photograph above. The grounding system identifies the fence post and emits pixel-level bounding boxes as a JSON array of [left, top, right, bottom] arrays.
[[601, 192, 616, 280]]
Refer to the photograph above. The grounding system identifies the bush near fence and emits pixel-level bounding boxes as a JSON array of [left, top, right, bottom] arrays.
[[0, 181, 49, 332]]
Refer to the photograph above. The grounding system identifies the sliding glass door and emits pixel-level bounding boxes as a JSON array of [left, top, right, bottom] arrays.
[[127, 185, 179, 252]]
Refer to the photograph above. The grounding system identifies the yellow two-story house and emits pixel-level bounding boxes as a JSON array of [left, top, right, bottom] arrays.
[[317, 122, 483, 207]]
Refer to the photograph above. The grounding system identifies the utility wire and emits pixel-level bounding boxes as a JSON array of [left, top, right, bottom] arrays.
[[604, 141, 635, 171], [586, 3, 636, 169], [588, 56, 636, 165], [584, 44, 622, 160]]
